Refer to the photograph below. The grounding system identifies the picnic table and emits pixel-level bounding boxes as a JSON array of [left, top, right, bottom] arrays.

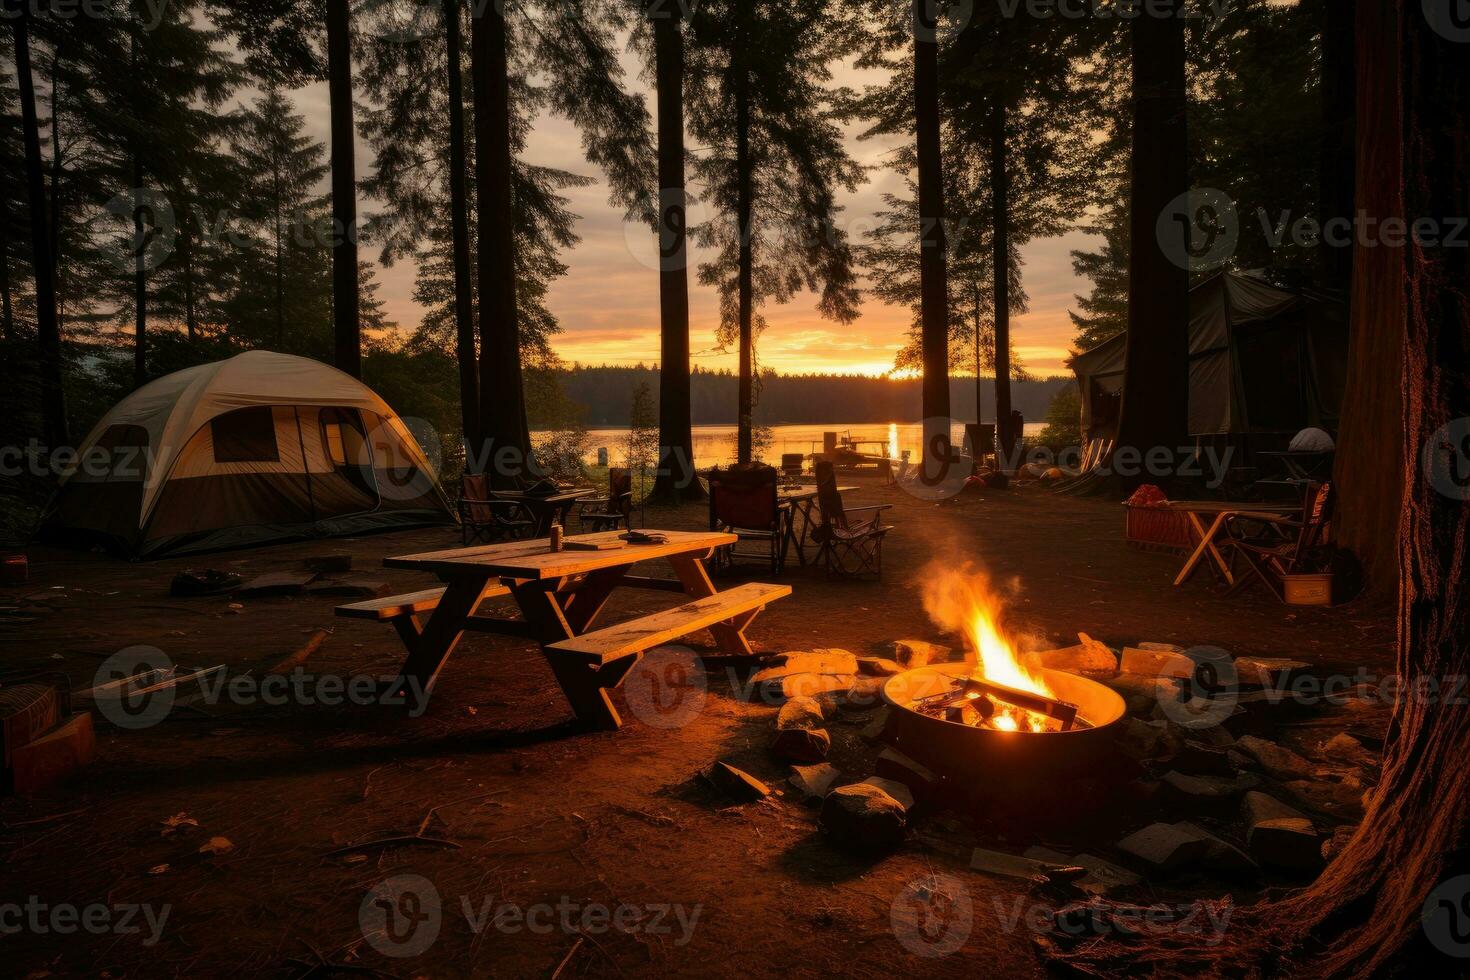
[[338, 529, 789, 730], [777, 483, 857, 566], [1168, 500, 1302, 587]]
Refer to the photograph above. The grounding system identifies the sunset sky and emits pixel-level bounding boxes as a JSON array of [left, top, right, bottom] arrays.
[[298, 47, 1099, 379]]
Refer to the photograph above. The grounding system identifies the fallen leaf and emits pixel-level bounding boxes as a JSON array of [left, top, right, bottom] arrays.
[[161, 813, 199, 837], [198, 836, 234, 856], [148, 864, 170, 875]]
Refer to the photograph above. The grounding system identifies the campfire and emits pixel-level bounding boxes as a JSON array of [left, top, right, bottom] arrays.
[[879, 567, 1126, 789]]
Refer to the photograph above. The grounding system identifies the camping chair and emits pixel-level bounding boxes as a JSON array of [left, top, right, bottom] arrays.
[[578, 468, 634, 532], [707, 465, 791, 574], [811, 461, 893, 579], [1221, 481, 1334, 601], [457, 473, 536, 545], [780, 453, 806, 481]]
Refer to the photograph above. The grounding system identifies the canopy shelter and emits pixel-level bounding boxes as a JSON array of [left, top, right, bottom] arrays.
[[1068, 271, 1348, 444], [39, 351, 453, 559]]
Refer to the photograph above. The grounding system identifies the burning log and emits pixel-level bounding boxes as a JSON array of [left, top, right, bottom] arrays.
[[912, 675, 1084, 732]]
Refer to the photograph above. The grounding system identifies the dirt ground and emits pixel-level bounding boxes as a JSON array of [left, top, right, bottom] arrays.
[[0, 476, 1396, 978]]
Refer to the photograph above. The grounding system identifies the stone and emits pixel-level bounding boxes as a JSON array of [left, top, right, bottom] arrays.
[[1320, 732, 1374, 764], [1022, 643, 1117, 678], [1166, 742, 1237, 776], [1281, 779, 1365, 816], [757, 672, 857, 702], [1159, 770, 1259, 807], [236, 572, 315, 597], [1116, 822, 1212, 871], [820, 783, 906, 851], [970, 847, 1081, 882], [1120, 646, 1198, 681], [1136, 642, 1184, 653], [10, 713, 95, 796], [857, 657, 905, 677], [705, 762, 771, 801], [859, 706, 892, 742], [844, 675, 886, 708], [1171, 822, 1258, 876], [771, 697, 830, 762], [769, 649, 860, 676], [1102, 674, 1183, 715], [1114, 717, 1171, 761], [304, 554, 353, 574], [1235, 735, 1316, 780], [874, 748, 939, 799], [1024, 847, 1141, 895], [862, 776, 915, 812], [1234, 657, 1313, 689], [788, 763, 840, 802], [891, 639, 953, 668], [1193, 724, 1237, 749], [1242, 791, 1322, 872], [305, 579, 390, 598]]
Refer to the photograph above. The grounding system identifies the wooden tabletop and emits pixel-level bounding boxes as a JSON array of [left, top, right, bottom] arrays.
[[496, 488, 596, 505], [385, 529, 737, 580], [777, 485, 857, 501], [1166, 500, 1300, 515]]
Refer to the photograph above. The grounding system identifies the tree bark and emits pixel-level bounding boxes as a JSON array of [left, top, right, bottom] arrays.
[[1331, 0, 1400, 592], [648, 3, 702, 501], [14, 4, 67, 445], [471, 0, 531, 485], [1111, 14, 1188, 490], [914, 0, 950, 482], [989, 96, 1012, 458], [1269, 8, 1470, 974], [133, 155, 146, 388], [734, 40, 754, 467], [1, 190, 14, 342], [444, 0, 481, 459], [180, 203, 196, 342], [327, 0, 361, 378]]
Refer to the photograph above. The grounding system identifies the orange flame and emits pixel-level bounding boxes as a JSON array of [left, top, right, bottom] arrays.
[[923, 565, 1057, 732]]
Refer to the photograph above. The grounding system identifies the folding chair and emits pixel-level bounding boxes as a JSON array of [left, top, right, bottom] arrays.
[[708, 465, 791, 574], [578, 468, 633, 532], [457, 473, 536, 545], [780, 453, 806, 481], [811, 461, 893, 579], [1222, 481, 1334, 601]]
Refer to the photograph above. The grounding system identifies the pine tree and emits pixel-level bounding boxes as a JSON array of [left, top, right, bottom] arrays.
[[686, 0, 862, 465]]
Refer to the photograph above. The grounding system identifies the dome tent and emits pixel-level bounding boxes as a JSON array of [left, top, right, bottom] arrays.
[[38, 351, 454, 559]]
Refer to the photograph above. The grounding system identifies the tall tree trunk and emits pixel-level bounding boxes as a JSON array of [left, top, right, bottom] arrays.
[[132, 156, 146, 388], [443, 0, 481, 460], [735, 45, 754, 467], [180, 204, 196, 342], [1111, 15, 1188, 490], [471, 0, 530, 484], [327, 0, 361, 377], [1333, 0, 1400, 592], [989, 97, 1012, 459], [648, 2, 701, 501], [914, 0, 950, 482], [1269, 7, 1470, 973], [973, 281, 983, 429], [129, 23, 144, 388], [274, 190, 285, 348], [1318, 0, 1355, 297], [15, 5, 67, 445], [1, 192, 14, 342]]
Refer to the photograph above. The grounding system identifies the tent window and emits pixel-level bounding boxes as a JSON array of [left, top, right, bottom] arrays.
[[324, 423, 348, 466], [212, 407, 279, 463]]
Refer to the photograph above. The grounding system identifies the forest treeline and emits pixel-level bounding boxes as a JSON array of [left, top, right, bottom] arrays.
[[557, 365, 1069, 427]]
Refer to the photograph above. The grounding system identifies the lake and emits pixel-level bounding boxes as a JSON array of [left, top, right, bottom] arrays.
[[546, 421, 1049, 467]]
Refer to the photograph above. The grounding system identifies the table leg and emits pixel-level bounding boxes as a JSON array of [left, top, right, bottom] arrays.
[[389, 576, 495, 709], [1174, 513, 1232, 587], [513, 578, 625, 731], [668, 551, 756, 657]]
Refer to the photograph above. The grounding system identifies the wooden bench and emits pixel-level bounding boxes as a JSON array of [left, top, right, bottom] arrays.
[[546, 582, 791, 666], [336, 584, 510, 645]]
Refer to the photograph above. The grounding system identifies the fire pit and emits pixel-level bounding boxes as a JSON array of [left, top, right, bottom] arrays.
[[882, 664, 1126, 786], [880, 569, 1128, 800]]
